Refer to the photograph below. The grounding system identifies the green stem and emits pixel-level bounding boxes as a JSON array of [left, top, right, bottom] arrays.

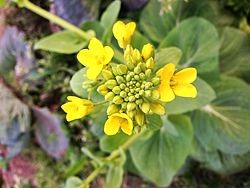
[[79, 129, 145, 187], [17, 0, 90, 40]]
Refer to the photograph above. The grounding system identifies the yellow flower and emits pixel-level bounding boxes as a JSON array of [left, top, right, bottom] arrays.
[[61, 96, 93, 121], [104, 113, 133, 135], [157, 63, 197, 102], [77, 38, 114, 80], [113, 21, 136, 48]]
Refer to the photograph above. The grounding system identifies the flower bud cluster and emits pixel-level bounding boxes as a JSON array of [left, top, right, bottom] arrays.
[[97, 45, 165, 127]]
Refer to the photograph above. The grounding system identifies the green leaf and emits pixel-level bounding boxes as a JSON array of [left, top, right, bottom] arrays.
[[219, 27, 250, 77], [70, 68, 88, 98], [147, 114, 163, 131], [65, 176, 82, 188], [139, 0, 176, 43], [100, 132, 129, 153], [100, 0, 121, 42], [131, 31, 150, 51], [34, 31, 87, 54], [104, 149, 126, 188], [129, 115, 193, 187], [166, 78, 216, 115], [70, 68, 103, 102], [154, 47, 182, 70], [192, 139, 250, 175], [159, 18, 220, 84], [191, 76, 250, 155], [81, 20, 104, 39]]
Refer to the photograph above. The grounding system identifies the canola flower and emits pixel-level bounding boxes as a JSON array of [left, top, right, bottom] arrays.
[[61, 21, 197, 136]]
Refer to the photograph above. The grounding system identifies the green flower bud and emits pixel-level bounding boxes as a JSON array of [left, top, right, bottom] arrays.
[[139, 73, 145, 80], [126, 74, 131, 82], [135, 94, 140, 99], [117, 64, 128, 75], [145, 90, 152, 97], [113, 96, 123, 105], [105, 92, 115, 101], [135, 110, 145, 126], [135, 88, 140, 92], [129, 72, 135, 77], [136, 99, 143, 105], [128, 92, 133, 96], [107, 104, 120, 115], [129, 96, 136, 102], [97, 84, 109, 95], [138, 62, 146, 72], [150, 102, 166, 115], [145, 57, 155, 69], [127, 102, 137, 111], [120, 91, 127, 98], [120, 83, 126, 89], [121, 102, 127, 109], [151, 90, 160, 100], [105, 79, 117, 89], [125, 88, 130, 92], [133, 49, 142, 62], [145, 69, 152, 78], [152, 77, 160, 86], [127, 110, 135, 119], [112, 66, 119, 76], [116, 75, 125, 84], [127, 61, 135, 70], [102, 70, 114, 80], [134, 75, 140, 80], [124, 97, 129, 102], [135, 83, 140, 88], [141, 102, 150, 114], [144, 82, 152, 89], [134, 66, 141, 74], [139, 90, 144, 95], [112, 86, 121, 94]]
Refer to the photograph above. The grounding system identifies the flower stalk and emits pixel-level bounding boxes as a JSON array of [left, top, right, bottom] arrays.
[[13, 0, 90, 40], [78, 129, 145, 188]]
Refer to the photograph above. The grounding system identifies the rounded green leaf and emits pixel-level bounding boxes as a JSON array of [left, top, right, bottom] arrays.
[[100, 132, 129, 153], [220, 27, 250, 77], [192, 76, 250, 154], [34, 31, 88, 54], [70, 68, 88, 98], [154, 47, 182, 70], [139, 0, 175, 43], [166, 78, 216, 115], [192, 139, 250, 175], [129, 115, 193, 187], [159, 18, 220, 84]]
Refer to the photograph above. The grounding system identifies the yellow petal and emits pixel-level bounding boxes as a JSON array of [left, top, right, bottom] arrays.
[[158, 84, 175, 102], [158, 63, 176, 102], [67, 96, 82, 102], [162, 63, 176, 80], [77, 49, 98, 67], [103, 46, 114, 65], [61, 102, 77, 113], [173, 83, 197, 98], [113, 21, 125, 42], [88, 37, 104, 54], [173, 68, 197, 84], [104, 115, 121, 135], [125, 22, 136, 39], [86, 64, 103, 80], [120, 113, 133, 135]]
